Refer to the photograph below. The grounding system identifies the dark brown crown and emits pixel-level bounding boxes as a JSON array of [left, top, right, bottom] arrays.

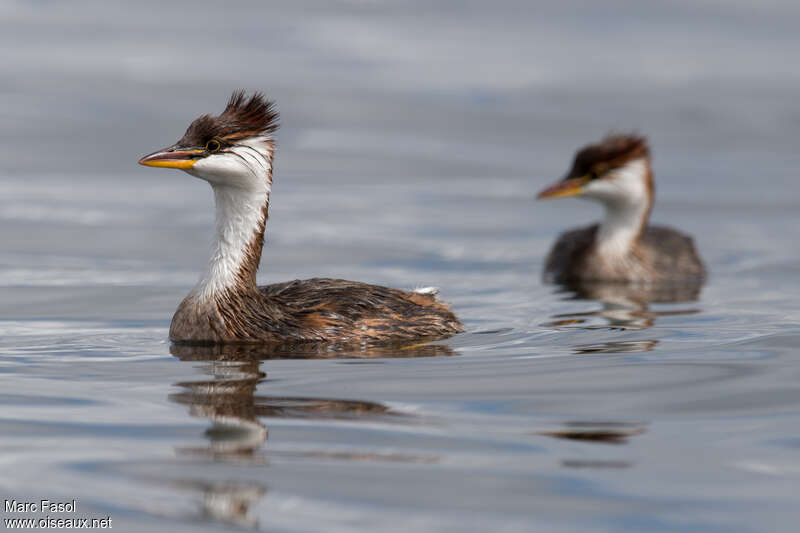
[[567, 134, 649, 179], [178, 90, 280, 147]]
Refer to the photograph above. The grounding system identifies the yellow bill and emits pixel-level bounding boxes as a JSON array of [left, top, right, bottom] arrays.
[[138, 148, 205, 169], [536, 176, 589, 199]]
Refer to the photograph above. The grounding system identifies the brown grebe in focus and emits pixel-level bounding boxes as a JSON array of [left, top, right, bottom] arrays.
[[537, 134, 705, 284], [139, 91, 462, 344]]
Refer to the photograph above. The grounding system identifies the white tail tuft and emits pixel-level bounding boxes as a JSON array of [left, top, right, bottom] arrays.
[[413, 286, 440, 296]]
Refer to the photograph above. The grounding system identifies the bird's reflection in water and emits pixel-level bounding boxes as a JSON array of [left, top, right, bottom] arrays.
[[168, 345, 268, 527], [167, 340, 453, 527], [544, 281, 703, 354], [169, 353, 267, 461], [171, 338, 458, 361], [537, 421, 647, 445], [537, 421, 648, 470], [574, 340, 660, 354], [167, 479, 266, 529]]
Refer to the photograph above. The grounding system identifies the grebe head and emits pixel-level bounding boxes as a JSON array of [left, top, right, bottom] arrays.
[[537, 134, 652, 209], [138, 90, 279, 189]]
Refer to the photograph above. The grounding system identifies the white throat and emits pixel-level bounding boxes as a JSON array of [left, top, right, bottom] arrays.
[[188, 139, 273, 301], [583, 158, 651, 256]]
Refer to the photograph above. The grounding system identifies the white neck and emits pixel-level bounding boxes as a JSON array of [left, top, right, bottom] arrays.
[[596, 200, 648, 255], [188, 140, 274, 301], [583, 158, 651, 257], [192, 184, 268, 301]]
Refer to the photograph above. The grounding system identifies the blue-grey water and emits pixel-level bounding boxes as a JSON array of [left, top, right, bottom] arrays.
[[1, 1, 800, 531]]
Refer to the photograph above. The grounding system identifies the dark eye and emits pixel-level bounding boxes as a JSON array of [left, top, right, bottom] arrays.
[[205, 139, 221, 152]]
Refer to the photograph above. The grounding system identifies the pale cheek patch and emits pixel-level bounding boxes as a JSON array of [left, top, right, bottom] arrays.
[[190, 137, 274, 191], [581, 158, 648, 205], [605, 158, 648, 204]]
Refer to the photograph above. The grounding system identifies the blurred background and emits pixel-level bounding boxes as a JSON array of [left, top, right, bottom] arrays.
[[4, 0, 800, 174], [2, 0, 798, 299], [1, 1, 799, 532]]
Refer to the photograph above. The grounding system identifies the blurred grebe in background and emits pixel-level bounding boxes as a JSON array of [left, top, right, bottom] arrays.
[[537, 134, 705, 284], [139, 91, 462, 344]]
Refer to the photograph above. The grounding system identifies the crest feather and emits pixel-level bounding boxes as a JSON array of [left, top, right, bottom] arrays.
[[569, 133, 649, 176], [179, 90, 280, 147], [221, 90, 280, 137]]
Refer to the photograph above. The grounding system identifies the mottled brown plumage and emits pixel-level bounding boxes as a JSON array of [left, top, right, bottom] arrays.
[[539, 134, 706, 284], [171, 274, 463, 344], [141, 91, 462, 345], [545, 224, 706, 283]]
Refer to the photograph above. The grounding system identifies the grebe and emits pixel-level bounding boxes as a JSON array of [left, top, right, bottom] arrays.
[[139, 91, 462, 344], [537, 134, 706, 283]]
